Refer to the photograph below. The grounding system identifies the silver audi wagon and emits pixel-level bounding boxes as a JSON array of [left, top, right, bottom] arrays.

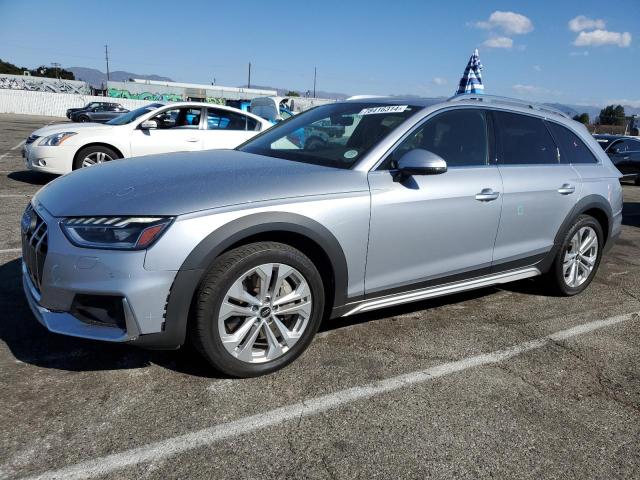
[[21, 95, 623, 376]]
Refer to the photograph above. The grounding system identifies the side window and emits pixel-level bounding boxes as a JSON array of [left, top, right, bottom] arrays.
[[152, 108, 202, 129], [384, 109, 488, 169], [206, 108, 257, 131], [494, 111, 558, 165], [623, 139, 640, 152], [547, 122, 598, 164]]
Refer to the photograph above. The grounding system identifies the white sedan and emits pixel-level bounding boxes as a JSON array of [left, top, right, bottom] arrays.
[[22, 102, 272, 175]]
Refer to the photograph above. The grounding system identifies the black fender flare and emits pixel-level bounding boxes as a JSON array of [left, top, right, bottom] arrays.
[[538, 194, 614, 273], [134, 212, 349, 348]]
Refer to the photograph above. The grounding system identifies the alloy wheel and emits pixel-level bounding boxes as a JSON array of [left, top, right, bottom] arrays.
[[563, 226, 598, 288], [218, 263, 312, 363], [81, 151, 113, 167]]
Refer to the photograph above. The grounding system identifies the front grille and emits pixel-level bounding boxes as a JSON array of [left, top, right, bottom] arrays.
[[21, 204, 48, 293], [25, 135, 40, 145]]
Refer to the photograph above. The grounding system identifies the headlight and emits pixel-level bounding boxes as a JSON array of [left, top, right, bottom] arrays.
[[39, 132, 77, 146], [60, 217, 173, 250]]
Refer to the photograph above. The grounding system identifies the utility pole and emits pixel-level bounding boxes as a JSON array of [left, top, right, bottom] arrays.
[[51, 62, 61, 79], [247, 62, 251, 89], [104, 45, 110, 83], [313, 67, 317, 98]]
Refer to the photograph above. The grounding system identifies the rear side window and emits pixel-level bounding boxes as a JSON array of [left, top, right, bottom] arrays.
[[493, 111, 558, 165], [547, 122, 598, 164], [385, 109, 489, 168], [206, 108, 258, 131]]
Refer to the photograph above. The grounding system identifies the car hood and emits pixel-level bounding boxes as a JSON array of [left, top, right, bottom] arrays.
[[34, 150, 369, 217], [32, 122, 114, 137]]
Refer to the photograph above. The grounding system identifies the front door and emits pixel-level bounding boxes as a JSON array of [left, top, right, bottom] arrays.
[[130, 107, 204, 157], [365, 108, 503, 296]]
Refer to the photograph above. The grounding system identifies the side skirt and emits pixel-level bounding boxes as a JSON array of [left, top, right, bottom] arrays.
[[341, 266, 541, 317]]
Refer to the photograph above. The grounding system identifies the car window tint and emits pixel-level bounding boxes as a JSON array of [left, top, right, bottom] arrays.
[[152, 108, 202, 129], [384, 109, 488, 169], [494, 111, 558, 165], [547, 122, 598, 164], [624, 139, 640, 151], [206, 108, 257, 131]]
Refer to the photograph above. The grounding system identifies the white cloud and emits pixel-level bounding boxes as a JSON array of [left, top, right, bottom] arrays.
[[432, 77, 447, 86], [476, 11, 533, 35], [569, 50, 590, 56], [512, 84, 559, 96], [533, 65, 542, 71], [568, 15, 606, 32], [482, 36, 513, 49], [574, 29, 632, 47]]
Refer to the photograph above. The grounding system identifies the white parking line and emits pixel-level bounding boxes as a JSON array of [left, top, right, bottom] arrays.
[[19, 311, 639, 480], [0, 194, 32, 198], [11, 140, 25, 150], [0, 248, 21, 254]]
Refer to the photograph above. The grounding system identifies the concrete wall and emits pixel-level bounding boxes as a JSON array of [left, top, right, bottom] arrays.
[[0, 89, 152, 117]]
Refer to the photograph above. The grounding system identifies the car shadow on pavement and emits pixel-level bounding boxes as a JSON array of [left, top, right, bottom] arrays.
[[8, 170, 56, 186]]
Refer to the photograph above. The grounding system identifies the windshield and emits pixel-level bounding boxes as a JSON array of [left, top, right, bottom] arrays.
[[106, 103, 164, 125], [239, 102, 421, 169]]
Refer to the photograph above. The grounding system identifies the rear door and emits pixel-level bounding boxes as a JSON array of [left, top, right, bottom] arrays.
[[202, 107, 260, 150], [130, 107, 204, 157], [365, 108, 503, 295], [491, 110, 580, 267]]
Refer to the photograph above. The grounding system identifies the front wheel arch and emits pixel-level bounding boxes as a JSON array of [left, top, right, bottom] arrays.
[[72, 143, 124, 169]]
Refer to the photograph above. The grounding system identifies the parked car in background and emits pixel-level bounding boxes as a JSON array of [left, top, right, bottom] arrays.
[[22, 95, 622, 377], [70, 104, 129, 123], [66, 102, 124, 120], [594, 134, 640, 185], [22, 102, 272, 174]]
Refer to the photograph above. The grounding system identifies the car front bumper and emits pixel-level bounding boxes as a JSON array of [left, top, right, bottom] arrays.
[[21, 200, 179, 344], [23, 142, 75, 175]]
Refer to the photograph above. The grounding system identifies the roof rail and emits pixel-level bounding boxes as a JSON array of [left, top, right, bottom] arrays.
[[447, 94, 571, 119]]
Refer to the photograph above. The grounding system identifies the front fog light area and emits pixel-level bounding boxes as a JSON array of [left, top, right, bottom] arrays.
[[60, 217, 173, 250], [70, 294, 126, 329]]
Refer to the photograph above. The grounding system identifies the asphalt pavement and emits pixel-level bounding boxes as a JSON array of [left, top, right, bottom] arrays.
[[0, 113, 638, 480]]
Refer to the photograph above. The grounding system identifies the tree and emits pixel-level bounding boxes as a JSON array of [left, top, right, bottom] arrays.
[[598, 105, 625, 126], [31, 65, 75, 80], [285, 90, 300, 97], [572, 113, 590, 124]]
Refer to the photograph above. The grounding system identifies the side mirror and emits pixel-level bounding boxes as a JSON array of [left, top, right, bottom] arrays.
[[395, 149, 447, 180], [140, 120, 158, 130]]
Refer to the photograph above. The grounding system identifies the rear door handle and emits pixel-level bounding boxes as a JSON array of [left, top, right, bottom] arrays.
[[186, 138, 199, 143], [475, 188, 500, 202], [557, 184, 575, 195]]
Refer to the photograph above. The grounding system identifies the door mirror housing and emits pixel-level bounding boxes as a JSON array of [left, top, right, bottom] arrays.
[[140, 120, 158, 130], [395, 149, 447, 179]]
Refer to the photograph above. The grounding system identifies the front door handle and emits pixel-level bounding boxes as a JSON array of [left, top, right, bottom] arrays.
[[557, 183, 575, 195], [186, 138, 199, 143], [475, 188, 500, 202]]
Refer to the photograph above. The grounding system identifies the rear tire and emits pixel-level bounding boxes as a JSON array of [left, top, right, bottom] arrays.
[[546, 214, 603, 296], [190, 242, 325, 377], [73, 145, 118, 169]]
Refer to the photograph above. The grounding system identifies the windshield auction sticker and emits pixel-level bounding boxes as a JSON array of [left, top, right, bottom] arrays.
[[358, 105, 408, 115]]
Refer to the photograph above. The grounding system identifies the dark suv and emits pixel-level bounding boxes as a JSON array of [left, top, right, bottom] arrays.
[[594, 134, 640, 185], [67, 103, 128, 123]]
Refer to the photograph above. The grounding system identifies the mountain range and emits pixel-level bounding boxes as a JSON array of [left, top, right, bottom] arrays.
[[68, 67, 173, 87], [67, 67, 638, 118]]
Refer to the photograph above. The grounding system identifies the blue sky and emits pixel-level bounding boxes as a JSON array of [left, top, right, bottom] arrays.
[[0, 0, 638, 105]]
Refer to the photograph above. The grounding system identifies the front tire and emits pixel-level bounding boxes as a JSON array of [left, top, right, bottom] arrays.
[[78, 115, 90, 123], [547, 214, 603, 296], [191, 242, 325, 377], [73, 145, 118, 169]]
